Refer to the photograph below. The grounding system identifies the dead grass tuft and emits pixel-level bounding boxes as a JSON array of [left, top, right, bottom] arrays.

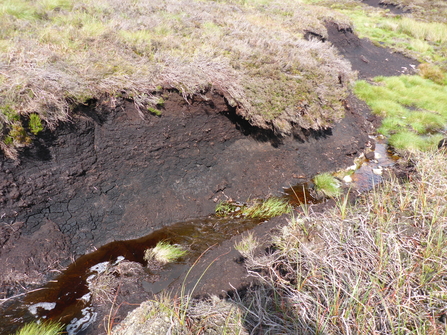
[[237, 150, 447, 334]]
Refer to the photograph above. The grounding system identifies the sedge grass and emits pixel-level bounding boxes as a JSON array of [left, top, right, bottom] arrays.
[[216, 197, 291, 219], [144, 241, 187, 265], [313, 172, 341, 197], [242, 197, 292, 219], [236, 150, 447, 334], [14, 321, 64, 335]]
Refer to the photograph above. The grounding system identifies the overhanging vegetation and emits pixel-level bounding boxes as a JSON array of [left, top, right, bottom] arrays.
[[0, 0, 356, 158]]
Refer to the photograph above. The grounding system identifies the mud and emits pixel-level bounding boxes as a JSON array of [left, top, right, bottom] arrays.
[[363, 0, 409, 14], [325, 22, 418, 79], [0, 87, 371, 298]]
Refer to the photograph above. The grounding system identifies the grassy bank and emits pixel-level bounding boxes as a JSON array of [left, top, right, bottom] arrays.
[[0, 0, 356, 158], [239, 150, 447, 334], [108, 150, 447, 335]]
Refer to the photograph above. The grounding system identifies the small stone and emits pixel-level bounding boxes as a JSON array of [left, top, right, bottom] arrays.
[[343, 175, 352, 183], [372, 167, 383, 175], [364, 151, 375, 160]]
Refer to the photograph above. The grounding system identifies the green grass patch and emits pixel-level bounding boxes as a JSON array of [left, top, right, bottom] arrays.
[[215, 201, 242, 217], [313, 172, 341, 197], [14, 321, 64, 335], [242, 197, 292, 218], [216, 197, 291, 219], [354, 75, 447, 150], [144, 241, 187, 265]]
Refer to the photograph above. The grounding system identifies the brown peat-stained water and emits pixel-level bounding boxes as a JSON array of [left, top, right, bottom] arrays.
[[0, 139, 397, 335], [0, 215, 263, 335]]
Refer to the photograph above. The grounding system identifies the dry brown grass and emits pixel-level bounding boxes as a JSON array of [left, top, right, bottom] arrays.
[[0, 0, 355, 157], [236, 150, 447, 334]]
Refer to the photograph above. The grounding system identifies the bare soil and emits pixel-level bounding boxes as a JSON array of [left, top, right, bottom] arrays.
[[0, 21, 419, 335]]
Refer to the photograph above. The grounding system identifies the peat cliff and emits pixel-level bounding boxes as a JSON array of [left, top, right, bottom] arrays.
[[0, 89, 372, 297]]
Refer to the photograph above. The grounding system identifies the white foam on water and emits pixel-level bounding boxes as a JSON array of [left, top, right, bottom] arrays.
[[89, 261, 109, 274], [114, 256, 125, 265], [80, 292, 92, 303], [28, 302, 57, 315], [66, 306, 97, 335], [86, 274, 96, 284]]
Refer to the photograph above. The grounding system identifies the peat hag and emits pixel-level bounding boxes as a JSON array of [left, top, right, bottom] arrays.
[[0, 89, 371, 299]]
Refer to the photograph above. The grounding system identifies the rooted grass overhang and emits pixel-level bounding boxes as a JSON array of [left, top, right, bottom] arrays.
[[0, 0, 357, 158]]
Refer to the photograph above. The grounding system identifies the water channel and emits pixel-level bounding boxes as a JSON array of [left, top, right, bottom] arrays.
[[0, 138, 397, 335]]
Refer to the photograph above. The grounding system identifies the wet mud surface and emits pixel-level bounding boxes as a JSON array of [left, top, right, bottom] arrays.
[[326, 22, 418, 78], [0, 18, 420, 335], [363, 0, 409, 14]]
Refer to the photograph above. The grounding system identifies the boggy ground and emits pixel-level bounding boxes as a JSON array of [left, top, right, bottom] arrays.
[[0, 20, 418, 335], [0, 90, 370, 297]]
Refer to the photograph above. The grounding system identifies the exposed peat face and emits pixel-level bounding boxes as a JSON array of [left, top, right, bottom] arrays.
[[363, 0, 409, 15]]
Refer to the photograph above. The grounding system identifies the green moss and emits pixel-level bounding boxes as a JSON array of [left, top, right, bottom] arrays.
[[1, 105, 20, 122], [9, 124, 31, 145], [3, 136, 13, 146], [147, 107, 162, 116], [29, 114, 44, 135]]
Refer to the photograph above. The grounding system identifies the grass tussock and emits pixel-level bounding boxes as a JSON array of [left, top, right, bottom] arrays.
[[144, 241, 187, 266], [216, 197, 291, 219], [312, 172, 341, 197], [0, 0, 355, 157], [238, 150, 447, 334], [112, 295, 248, 335], [14, 321, 64, 335], [234, 232, 259, 259], [354, 75, 447, 151]]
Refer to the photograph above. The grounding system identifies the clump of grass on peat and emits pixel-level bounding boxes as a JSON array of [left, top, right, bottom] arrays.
[[216, 197, 291, 219], [14, 321, 64, 335], [144, 241, 187, 266], [313, 172, 341, 197], [112, 294, 247, 335], [236, 150, 447, 334], [235, 232, 259, 259], [242, 197, 292, 219]]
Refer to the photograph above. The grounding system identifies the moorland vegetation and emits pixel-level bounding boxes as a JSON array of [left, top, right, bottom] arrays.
[[9, 0, 447, 334], [0, 0, 357, 159]]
